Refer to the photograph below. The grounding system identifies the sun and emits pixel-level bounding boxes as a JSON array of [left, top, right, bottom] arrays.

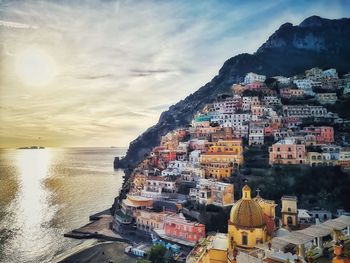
[[15, 47, 57, 87]]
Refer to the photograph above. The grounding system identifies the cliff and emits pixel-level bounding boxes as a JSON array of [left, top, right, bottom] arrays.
[[115, 16, 350, 169]]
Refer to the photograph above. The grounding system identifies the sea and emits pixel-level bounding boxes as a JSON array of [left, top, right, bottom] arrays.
[[0, 147, 127, 263]]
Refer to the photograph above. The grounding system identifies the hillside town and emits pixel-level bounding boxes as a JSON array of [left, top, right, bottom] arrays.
[[114, 68, 350, 263]]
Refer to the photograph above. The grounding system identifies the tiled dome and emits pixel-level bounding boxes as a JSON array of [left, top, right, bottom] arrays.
[[229, 185, 266, 228]]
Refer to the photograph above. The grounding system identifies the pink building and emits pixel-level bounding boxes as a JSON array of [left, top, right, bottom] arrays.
[[163, 213, 205, 244], [246, 81, 266, 90], [302, 126, 334, 145], [269, 138, 306, 165]]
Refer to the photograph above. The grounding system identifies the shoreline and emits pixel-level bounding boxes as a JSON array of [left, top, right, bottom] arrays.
[[56, 241, 136, 263], [57, 168, 136, 262]]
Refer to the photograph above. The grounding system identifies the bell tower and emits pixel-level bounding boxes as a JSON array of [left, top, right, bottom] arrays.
[[242, 185, 251, 200], [281, 195, 298, 227]]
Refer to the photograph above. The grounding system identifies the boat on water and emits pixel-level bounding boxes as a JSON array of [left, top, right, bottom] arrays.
[[17, 146, 45, 149]]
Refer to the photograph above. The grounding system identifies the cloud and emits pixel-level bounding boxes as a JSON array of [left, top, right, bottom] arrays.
[[0, 0, 349, 147]]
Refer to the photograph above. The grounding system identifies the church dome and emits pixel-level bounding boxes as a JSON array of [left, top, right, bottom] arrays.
[[229, 185, 266, 228]]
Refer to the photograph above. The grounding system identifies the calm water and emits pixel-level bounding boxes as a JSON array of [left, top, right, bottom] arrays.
[[0, 147, 126, 263]]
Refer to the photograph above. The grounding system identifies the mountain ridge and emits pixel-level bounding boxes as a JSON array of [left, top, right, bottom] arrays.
[[115, 15, 350, 169]]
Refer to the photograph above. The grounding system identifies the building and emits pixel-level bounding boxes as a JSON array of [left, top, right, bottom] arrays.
[[210, 127, 234, 141], [307, 151, 334, 167], [323, 68, 338, 79], [307, 208, 332, 222], [281, 195, 298, 227], [189, 150, 201, 166], [141, 176, 177, 197], [228, 185, 268, 250], [273, 75, 291, 84], [321, 78, 344, 90], [262, 96, 281, 106], [282, 105, 327, 118], [159, 213, 205, 245], [343, 73, 350, 95], [189, 178, 234, 206], [201, 162, 234, 179], [212, 95, 242, 114], [136, 210, 171, 233], [301, 126, 334, 145], [315, 93, 338, 104], [269, 138, 306, 165], [244, 72, 266, 84], [230, 113, 251, 127], [186, 185, 277, 263], [246, 81, 266, 90], [242, 96, 251, 111], [280, 88, 304, 98], [338, 148, 350, 167], [298, 209, 312, 224], [293, 79, 316, 96], [305, 67, 323, 80], [121, 194, 153, 217], [249, 125, 264, 146], [200, 140, 244, 167]]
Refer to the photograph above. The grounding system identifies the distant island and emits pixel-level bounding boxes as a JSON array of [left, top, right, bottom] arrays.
[[16, 146, 45, 149]]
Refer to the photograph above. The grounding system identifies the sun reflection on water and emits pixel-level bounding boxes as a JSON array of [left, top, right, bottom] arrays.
[[0, 147, 126, 263], [9, 149, 58, 262]]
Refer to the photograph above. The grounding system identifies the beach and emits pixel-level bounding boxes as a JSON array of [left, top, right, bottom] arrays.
[[58, 242, 136, 263]]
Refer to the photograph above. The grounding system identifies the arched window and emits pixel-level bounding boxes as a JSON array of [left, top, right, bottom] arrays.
[[242, 232, 248, 246], [287, 216, 293, 225]]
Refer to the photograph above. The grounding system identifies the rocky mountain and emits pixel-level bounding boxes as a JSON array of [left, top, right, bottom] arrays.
[[115, 16, 350, 169]]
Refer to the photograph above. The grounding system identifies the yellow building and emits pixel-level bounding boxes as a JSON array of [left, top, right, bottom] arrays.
[[281, 195, 298, 227], [200, 140, 244, 169], [201, 162, 234, 179], [228, 185, 267, 252], [186, 185, 274, 263]]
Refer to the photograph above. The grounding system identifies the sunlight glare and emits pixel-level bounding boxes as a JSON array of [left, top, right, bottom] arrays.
[[15, 47, 57, 87]]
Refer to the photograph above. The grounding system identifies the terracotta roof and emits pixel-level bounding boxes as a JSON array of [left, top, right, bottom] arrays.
[[230, 199, 266, 228]]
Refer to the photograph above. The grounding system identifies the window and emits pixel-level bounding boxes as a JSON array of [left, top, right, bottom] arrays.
[[242, 233, 248, 246]]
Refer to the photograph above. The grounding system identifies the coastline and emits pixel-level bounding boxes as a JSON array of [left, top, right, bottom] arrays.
[[58, 167, 136, 262], [56, 241, 135, 263]]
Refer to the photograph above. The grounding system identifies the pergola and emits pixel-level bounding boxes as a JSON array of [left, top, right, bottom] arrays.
[[272, 215, 350, 258]]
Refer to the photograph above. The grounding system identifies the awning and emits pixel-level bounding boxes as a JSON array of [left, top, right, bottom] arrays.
[[272, 231, 314, 246], [298, 225, 332, 237]]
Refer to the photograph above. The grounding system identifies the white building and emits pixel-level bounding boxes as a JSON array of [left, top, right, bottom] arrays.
[[322, 68, 338, 79], [262, 96, 281, 107], [212, 95, 242, 114], [283, 105, 327, 118], [189, 178, 234, 206], [315, 93, 337, 105], [231, 113, 251, 127], [308, 209, 332, 222], [244, 72, 266, 84], [233, 125, 249, 138], [249, 125, 264, 146], [189, 150, 201, 166], [242, 96, 252, 111], [293, 79, 316, 96], [142, 176, 177, 197], [273, 76, 290, 85]]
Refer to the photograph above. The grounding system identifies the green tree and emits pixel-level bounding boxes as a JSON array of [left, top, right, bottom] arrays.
[[147, 244, 167, 263]]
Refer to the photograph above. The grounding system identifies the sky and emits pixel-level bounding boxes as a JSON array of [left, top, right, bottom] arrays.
[[0, 0, 349, 148]]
